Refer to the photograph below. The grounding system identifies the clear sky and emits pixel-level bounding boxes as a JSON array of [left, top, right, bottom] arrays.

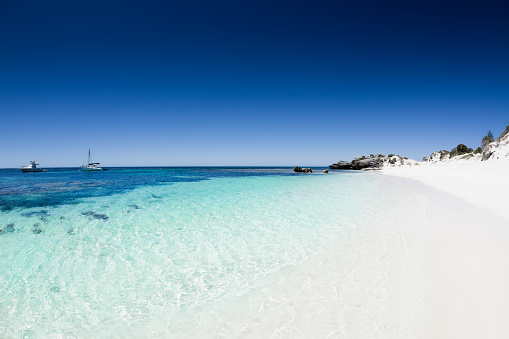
[[1, 0, 508, 167]]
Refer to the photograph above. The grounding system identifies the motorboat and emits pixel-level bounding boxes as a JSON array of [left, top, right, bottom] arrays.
[[21, 160, 43, 172]]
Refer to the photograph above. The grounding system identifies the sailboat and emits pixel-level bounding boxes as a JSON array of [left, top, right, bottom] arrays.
[[80, 149, 106, 171]]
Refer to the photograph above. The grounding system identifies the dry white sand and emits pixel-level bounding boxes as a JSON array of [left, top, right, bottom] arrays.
[[383, 159, 509, 221], [382, 160, 509, 338]]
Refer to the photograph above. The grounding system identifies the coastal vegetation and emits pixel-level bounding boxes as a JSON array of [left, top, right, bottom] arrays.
[[330, 123, 509, 169], [482, 131, 494, 152], [425, 123, 509, 163], [450, 144, 473, 157], [498, 124, 509, 140]]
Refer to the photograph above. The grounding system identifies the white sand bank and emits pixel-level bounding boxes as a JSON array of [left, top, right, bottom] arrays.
[[382, 159, 509, 221], [382, 161, 509, 338]]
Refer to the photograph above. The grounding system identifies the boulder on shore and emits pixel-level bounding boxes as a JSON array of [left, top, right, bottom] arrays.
[[329, 153, 417, 170], [293, 166, 313, 173], [352, 158, 383, 170], [329, 161, 353, 170]]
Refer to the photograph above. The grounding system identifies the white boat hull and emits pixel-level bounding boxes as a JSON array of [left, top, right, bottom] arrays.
[[21, 160, 43, 172], [80, 150, 105, 172], [21, 168, 43, 172], [81, 166, 103, 172]]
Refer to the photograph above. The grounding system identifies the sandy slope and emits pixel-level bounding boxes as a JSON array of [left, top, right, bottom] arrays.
[[382, 160, 509, 338], [382, 159, 509, 221]]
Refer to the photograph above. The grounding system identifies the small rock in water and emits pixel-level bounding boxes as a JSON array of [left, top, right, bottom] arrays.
[[293, 166, 313, 173], [151, 194, 162, 199], [129, 204, 141, 209]]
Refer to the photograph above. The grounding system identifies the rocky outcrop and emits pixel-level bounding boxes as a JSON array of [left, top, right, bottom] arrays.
[[330, 153, 417, 170], [351, 155, 384, 170], [293, 166, 313, 173], [424, 150, 453, 163], [482, 132, 509, 161], [329, 161, 353, 170], [482, 151, 493, 161]]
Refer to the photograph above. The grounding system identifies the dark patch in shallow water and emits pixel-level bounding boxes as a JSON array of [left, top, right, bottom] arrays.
[[50, 286, 61, 293], [0, 223, 15, 235], [0, 167, 295, 211], [82, 211, 109, 221], [128, 204, 141, 209], [21, 210, 49, 219], [32, 223, 43, 234]]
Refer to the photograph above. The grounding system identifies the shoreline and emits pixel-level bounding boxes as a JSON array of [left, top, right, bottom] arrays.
[[381, 159, 509, 221], [382, 161, 509, 338]]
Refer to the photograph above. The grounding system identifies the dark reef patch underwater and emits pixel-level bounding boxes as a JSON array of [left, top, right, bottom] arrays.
[[0, 167, 295, 212], [0, 223, 15, 235], [82, 211, 109, 221]]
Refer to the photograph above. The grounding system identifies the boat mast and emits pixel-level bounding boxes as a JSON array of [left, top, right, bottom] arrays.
[[88, 149, 91, 165]]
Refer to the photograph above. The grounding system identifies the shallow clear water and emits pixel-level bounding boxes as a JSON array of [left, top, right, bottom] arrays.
[[0, 167, 429, 338]]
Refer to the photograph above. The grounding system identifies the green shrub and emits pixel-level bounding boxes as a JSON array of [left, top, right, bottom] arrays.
[[482, 130, 494, 146], [456, 144, 469, 154], [474, 147, 482, 154]]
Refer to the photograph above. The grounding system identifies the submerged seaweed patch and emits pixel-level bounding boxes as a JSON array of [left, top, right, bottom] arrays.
[[0, 167, 290, 211], [50, 286, 61, 293], [128, 204, 141, 209], [82, 211, 109, 221], [0, 223, 15, 235], [32, 223, 43, 234], [21, 210, 49, 220]]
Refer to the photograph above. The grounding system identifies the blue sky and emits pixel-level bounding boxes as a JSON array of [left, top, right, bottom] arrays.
[[1, 0, 508, 167]]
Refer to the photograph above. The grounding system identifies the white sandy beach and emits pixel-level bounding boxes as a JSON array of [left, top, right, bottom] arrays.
[[382, 158, 509, 338]]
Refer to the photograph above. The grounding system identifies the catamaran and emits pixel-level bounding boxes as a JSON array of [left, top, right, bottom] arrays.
[[80, 149, 106, 171]]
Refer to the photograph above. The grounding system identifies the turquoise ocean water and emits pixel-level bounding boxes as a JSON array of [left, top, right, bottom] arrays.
[[0, 167, 428, 338]]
